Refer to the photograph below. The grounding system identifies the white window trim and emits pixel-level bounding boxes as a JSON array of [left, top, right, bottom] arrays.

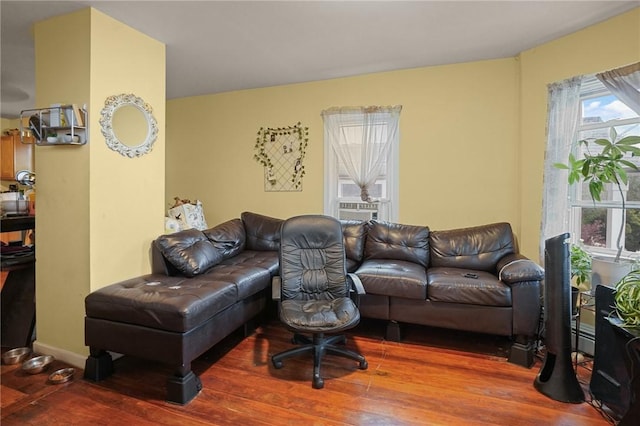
[[323, 119, 399, 222], [569, 77, 640, 257]]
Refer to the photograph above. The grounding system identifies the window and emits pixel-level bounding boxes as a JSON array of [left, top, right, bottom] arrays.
[[569, 77, 640, 257], [322, 106, 400, 221]]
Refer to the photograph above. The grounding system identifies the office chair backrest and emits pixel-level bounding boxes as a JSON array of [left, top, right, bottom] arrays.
[[280, 215, 348, 302]]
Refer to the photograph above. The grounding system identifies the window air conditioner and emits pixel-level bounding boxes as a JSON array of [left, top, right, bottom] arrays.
[[338, 202, 379, 221]]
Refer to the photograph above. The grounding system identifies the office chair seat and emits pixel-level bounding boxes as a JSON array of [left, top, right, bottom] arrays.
[[280, 298, 360, 332]]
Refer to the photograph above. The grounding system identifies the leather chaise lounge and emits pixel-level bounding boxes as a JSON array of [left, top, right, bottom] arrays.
[[84, 212, 282, 404], [84, 212, 544, 404]]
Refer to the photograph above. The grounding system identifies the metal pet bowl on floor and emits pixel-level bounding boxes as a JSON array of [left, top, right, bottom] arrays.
[[2, 347, 31, 365], [48, 368, 75, 384], [22, 355, 54, 374]]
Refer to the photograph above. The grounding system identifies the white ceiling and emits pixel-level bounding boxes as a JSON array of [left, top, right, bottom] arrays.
[[1, 1, 638, 118]]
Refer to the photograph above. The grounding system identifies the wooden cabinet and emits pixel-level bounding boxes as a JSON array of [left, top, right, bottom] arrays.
[[1, 133, 33, 180]]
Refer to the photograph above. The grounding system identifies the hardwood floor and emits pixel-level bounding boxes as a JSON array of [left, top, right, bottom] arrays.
[[2, 319, 613, 425]]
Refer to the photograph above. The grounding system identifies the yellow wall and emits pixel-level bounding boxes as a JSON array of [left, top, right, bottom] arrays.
[[88, 10, 166, 286], [33, 8, 165, 359], [167, 58, 521, 232], [518, 8, 640, 261], [167, 8, 639, 263], [1, 117, 19, 130]]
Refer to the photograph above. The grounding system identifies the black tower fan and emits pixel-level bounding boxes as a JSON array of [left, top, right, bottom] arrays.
[[534, 233, 584, 403]]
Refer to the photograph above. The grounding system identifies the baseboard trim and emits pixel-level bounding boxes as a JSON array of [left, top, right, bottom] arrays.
[[32, 340, 124, 369], [32, 340, 87, 369]]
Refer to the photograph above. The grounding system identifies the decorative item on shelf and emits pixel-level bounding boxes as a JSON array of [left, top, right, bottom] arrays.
[[167, 197, 208, 231], [46, 131, 58, 143], [63, 133, 79, 143], [253, 122, 309, 192], [27, 115, 43, 141]]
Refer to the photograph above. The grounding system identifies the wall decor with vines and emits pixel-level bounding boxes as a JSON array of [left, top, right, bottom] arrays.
[[253, 122, 309, 191]]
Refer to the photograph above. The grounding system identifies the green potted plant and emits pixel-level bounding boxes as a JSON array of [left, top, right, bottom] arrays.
[[570, 243, 592, 315], [570, 243, 592, 288], [555, 129, 640, 263], [613, 270, 640, 328]]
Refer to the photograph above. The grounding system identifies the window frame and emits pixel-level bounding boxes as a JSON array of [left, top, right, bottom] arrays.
[[323, 112, 399, 221], [568, 77, 640, 258]]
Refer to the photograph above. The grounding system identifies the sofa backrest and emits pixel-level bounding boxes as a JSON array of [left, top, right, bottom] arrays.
[[429, 222, 515, 271], [241, 211, 283, 251], [340, 220, 368, 262], [364, 220, 430, 267], [203, 218, 246, 259]]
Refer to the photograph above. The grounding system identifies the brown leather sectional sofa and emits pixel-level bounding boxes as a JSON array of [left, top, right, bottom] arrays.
[[84, 212, 544, 404]]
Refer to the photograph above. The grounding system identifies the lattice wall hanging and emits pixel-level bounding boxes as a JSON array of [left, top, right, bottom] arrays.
[[254, 122, 309, 191]]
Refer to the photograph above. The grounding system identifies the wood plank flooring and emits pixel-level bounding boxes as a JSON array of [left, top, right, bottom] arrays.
[[1, 319, 613, 425]]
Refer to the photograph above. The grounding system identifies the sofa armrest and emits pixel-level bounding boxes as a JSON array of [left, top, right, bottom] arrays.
[[497, 253, 544, 284]]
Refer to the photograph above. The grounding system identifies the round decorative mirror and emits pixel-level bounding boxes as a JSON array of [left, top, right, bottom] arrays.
[[99, 93, 158, 158]]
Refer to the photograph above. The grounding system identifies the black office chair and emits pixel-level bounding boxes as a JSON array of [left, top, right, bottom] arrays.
[[271, 214, 368, 389]]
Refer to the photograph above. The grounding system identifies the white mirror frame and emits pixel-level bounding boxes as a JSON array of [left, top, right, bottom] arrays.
[[99, 93, 158, 158]]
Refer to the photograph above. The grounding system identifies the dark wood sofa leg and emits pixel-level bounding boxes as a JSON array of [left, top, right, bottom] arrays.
[[508, 336, 535, 368], [386, 321, 402, 342], [83, 348, 113, 381], [166, 364, 202, 405]]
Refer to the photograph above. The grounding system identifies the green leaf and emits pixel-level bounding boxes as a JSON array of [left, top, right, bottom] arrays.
[[617, 135, 640, 145], [589, 181, 603, 201]]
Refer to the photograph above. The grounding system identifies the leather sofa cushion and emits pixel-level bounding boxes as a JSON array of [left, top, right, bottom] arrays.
[[356, 259, 427, 299], [203, 218, 246, 259], [155, 229, 224, 277], [220, 250, 280, 276], [85, 274, 238, 333], [429, 222, 515, 271], [427, 267, 512, 306], [364, 220, 430, 267], [201, 264, 271, 300], [340, 220, 368, 264], [241, 211, 283, 251]]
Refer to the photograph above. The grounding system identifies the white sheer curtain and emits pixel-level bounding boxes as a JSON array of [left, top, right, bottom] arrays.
[[321, 106, 401, 202], [540, 76, 582, 262], [597, 62, 640, 114]]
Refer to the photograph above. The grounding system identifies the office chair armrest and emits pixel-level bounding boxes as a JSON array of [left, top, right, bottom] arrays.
[[272, 276, 281, 301], [347, 273, 365, 295], [347, 273, 365, 306]]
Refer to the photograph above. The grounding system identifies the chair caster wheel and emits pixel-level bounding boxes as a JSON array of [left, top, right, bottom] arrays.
[[273, 359, 283, 369], [313, 376, 324, 389], [359, 360, 368, 370]]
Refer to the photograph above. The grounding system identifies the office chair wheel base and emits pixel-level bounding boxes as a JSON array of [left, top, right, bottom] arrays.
[[359, 360, 368, 370], [312, 375, 324, 389], [272, 359, 283, 369]]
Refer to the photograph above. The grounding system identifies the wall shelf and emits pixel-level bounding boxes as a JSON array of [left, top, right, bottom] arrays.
[[20, 104, 88, 146]]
